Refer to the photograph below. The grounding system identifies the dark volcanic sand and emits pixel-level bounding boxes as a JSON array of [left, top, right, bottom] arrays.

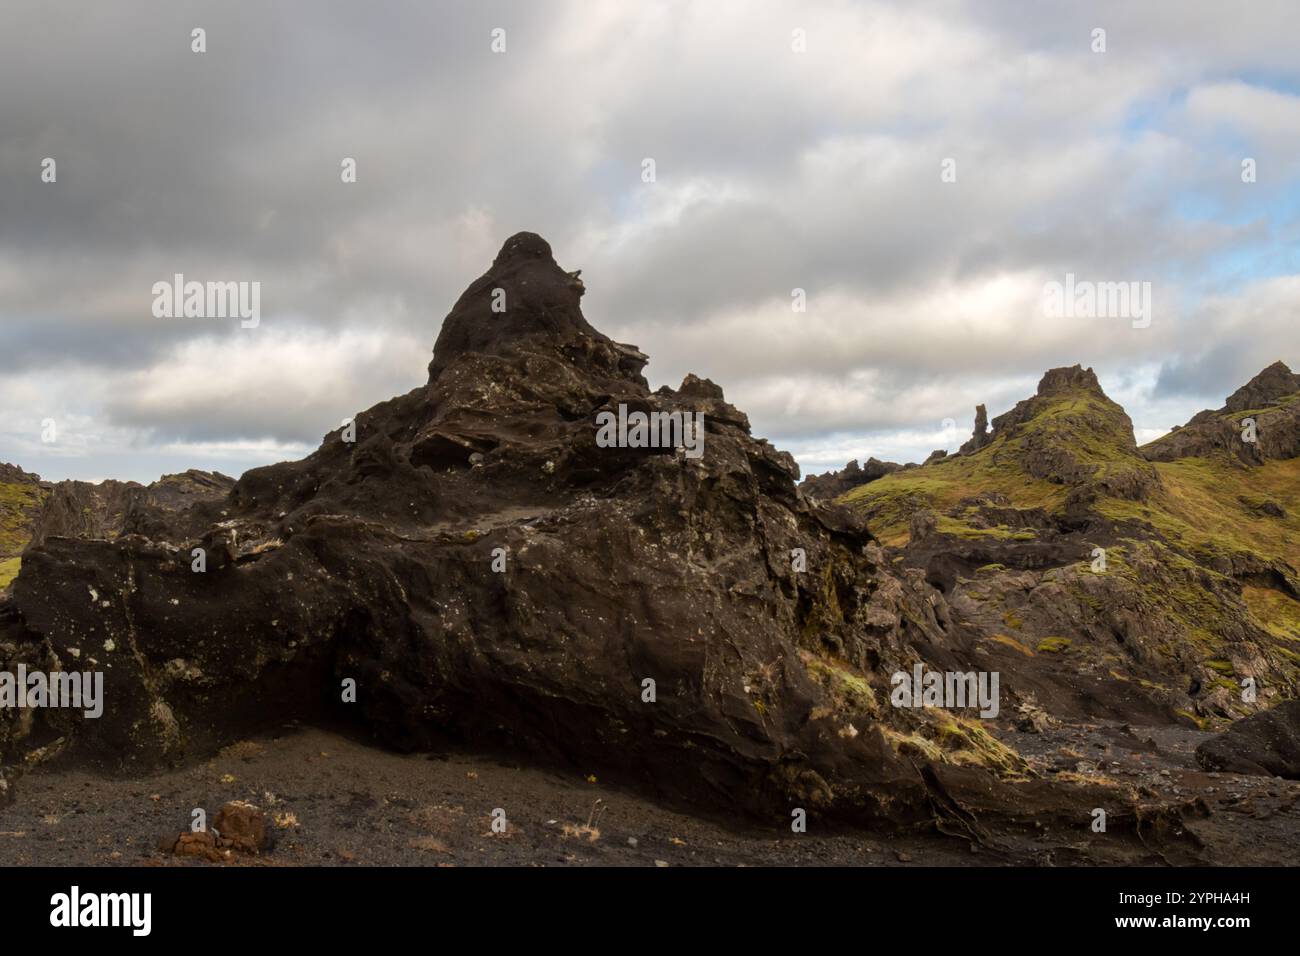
[[1, 721, 1296, 867]]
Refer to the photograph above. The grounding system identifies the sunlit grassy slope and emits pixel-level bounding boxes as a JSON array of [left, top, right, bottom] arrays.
[[0, 477, 46, 589], [841, 384, 1130, 545], [841, 382, 1300, 644]]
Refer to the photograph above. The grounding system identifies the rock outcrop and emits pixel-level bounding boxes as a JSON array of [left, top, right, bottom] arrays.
[[26, 470, 235, 550], [985, 365, 1158, 502], [0, 464, 42, 486], [799, 457, 902, 501], [1196, 701, 1300, 778], [841, 362, 1300, 730], [958, 404, 991, 455], [7, 233, 1135, 835], [1224, 361, 1300, 414], [1144, 361, 1300, 464]]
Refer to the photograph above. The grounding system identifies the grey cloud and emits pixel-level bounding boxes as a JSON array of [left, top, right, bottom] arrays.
[[2, 0, 1298, 482]]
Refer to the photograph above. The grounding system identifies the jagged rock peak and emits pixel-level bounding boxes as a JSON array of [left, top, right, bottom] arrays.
[[1224, 360, 1300, 413], [1143, 359, 1300, 464], [676, 373, 725, 401], [0, 463, 41, 484], [1036, 365, 1102, 396], [799, 456, 903, 500], [427, 231, 611, 382]]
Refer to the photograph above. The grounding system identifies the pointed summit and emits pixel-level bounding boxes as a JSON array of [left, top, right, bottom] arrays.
[[427, 232, 615, 383], [1224, 360, 1300, 413], [1144, 360, 1300, 464]]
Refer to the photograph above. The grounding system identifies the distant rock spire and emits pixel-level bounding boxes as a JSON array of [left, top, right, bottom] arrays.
[[958, 404, 990, 455]]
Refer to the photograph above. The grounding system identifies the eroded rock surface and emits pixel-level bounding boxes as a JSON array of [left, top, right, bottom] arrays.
[[800, 457, 903, 501], [1144, 361, 1300, 464], [1196, 701, 1300, 778], [27, 470, 235, 550], [0, 235, 1211, 855]]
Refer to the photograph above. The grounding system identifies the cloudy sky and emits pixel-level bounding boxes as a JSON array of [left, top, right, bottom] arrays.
[[2, 0, 1298, 483]]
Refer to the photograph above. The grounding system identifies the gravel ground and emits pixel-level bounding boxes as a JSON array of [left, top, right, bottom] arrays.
[[1, 720, 1295, 867]]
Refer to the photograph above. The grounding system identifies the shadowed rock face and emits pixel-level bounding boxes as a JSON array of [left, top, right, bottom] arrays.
[[26, 470, 235, 551], [0, 235, 1212, 850], [800, 458, 903, 501], [1197, 701, 1300, 778], [0, 235, 916, 814]]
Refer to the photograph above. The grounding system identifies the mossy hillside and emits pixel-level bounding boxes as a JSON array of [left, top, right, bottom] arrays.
[[1099, 454, 1300, 569], [1082, 544, 1232, 648], [1091, 456, 1300, 675], [839, 366, 1300, 719], [1067, 542, 1300, 702], [845, 384, 1299, 654], [841, 385, 1145, 543], [840, 455, 1066, 546], [844, 385, 1298, 571], [1012, 391, 1147, 467], [1237, 587, 1300, 639], [0, 556, 20, 590], [0, 478, 46, 559]]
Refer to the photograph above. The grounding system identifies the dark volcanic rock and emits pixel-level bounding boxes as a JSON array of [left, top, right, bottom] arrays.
[[0, 234, 1178, 838], [1224, 361, 1300, 414], [1143, 361, 1300, 464], [27, 480, 139, 548], [27, 470, 235, 550], [958, 404, 990, 455], [6, 233, 936, 818], [0, 464, 41, 486], [800, 457, 901, 501], [1196, 701, 1300, 778]]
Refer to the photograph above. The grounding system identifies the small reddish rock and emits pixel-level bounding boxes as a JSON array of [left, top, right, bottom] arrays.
[[172, 831, 225, 862], [214, 800, 270, 853]]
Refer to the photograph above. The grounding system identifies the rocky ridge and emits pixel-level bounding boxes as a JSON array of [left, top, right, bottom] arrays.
[[840, 361, 1300, 740]]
